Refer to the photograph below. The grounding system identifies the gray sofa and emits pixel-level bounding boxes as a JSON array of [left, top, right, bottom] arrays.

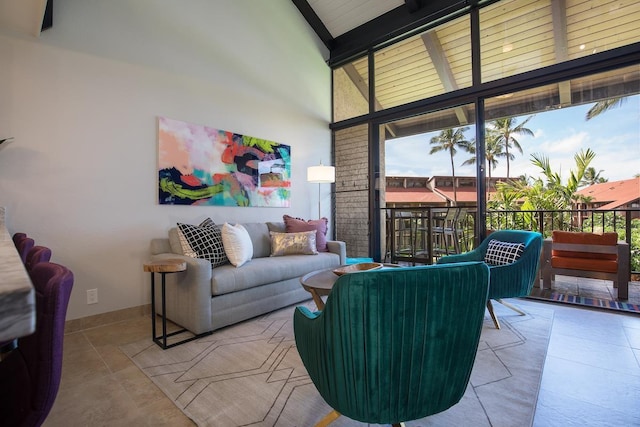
[[149, 221, 346, 334]]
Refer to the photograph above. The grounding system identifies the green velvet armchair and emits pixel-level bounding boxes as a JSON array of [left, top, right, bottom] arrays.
[[437, 229, 543, 329], [293, 262, 490, 427]]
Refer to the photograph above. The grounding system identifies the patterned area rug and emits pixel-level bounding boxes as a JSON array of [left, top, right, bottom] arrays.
[[121, 300, 552, 427], [528, 288, 640, 315]]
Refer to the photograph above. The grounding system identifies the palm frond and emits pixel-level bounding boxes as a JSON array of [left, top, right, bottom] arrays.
[[586, 97, 626, 120]]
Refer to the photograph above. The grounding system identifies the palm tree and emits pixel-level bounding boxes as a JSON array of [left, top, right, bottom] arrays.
[[529, 148, 596, 209], [579, 166, 608, 187], [429, 127, 471, 203], [462, 130, 507, 190], [586, 97, 626, 120], [489, 116, 535, 179]]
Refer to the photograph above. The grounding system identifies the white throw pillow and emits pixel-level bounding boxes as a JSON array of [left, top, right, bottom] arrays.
[[221, 223, 253, 267]]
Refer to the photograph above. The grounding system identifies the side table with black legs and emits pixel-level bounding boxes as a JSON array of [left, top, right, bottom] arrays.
[[143, 259, 212, 349]]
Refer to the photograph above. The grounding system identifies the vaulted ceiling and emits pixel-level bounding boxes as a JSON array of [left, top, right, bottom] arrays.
[[292, 0, 470, 65]]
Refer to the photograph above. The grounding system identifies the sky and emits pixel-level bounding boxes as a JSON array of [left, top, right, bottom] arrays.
[[385, 94, 640, 183]]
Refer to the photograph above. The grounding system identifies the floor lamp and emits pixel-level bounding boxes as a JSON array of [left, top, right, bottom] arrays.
[[307, 163, 335, 219]]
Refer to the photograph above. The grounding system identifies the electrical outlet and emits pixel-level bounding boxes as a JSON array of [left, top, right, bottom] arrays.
[[87, 289, 98, 304]]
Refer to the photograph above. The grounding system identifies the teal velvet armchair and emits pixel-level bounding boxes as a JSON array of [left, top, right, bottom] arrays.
[[437, 230, 543, 329], [293, 262, 490, 427]]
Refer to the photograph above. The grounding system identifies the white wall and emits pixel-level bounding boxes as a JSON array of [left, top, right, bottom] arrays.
[[0, 0, 332, 320]]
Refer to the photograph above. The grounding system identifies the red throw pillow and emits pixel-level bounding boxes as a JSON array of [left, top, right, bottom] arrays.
[[283, 215, 328, 252]]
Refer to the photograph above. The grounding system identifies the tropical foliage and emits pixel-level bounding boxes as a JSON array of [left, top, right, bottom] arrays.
[[581, 213, 640, 272], [586, 97, 626, 120], [579, 166, 608, 187], [487, 148, 597, 231]]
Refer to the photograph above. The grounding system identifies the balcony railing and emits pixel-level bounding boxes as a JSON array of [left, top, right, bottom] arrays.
[[383, 207, 639, 275]]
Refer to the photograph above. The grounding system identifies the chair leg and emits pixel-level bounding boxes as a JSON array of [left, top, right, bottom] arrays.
[[315, 410, 341, 427], [487, 300, 500, 329], [497, 299, 526, 316]]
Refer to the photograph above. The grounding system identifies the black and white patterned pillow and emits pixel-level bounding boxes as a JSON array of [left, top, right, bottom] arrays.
[[177, 219, 228, 267], [484, 239, 525, 266], [176, 218, 215, 256]]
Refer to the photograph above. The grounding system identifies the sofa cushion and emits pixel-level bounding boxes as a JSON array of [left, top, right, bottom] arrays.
[[242, 223, 272, 259], [211, 252, 340, 296], [551, 231, 618, 261], [221, 223, 253, 267], [266, 222, 286, 233], [270, 231, 318, 256], [284, 215, 329, 252]]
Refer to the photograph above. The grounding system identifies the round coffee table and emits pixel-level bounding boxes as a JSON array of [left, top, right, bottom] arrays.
[[300, 264, 400, 310], [300, 268, 339, 310]]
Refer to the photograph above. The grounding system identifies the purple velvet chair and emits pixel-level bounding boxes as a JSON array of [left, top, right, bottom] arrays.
[[13, 232, 28, 246], [16, 237, 35, 265], [25, 246, 53, 272], [0, 262, 74, 427]]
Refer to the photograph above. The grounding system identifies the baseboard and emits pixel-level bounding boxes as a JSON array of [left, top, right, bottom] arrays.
[[65, 304, 151, 334]]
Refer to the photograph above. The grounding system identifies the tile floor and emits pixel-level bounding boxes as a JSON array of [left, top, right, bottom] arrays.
[[43, 298, 640, 426]]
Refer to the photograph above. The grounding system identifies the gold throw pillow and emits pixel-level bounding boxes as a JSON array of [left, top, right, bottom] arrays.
[[270, 231, 318, 256]]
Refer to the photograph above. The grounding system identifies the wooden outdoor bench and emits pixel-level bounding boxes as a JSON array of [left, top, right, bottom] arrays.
[[541, 231, 630, 300]]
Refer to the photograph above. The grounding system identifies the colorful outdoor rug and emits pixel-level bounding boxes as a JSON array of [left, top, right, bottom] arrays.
[[122, 300, 553, 427], [527, 289, 640, 314]]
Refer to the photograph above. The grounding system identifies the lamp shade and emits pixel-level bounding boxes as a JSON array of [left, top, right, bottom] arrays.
[[307, 165, 335, 183]]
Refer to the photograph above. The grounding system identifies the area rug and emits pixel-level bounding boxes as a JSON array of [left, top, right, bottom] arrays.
[[528, 288, 640, 315], [121, 300, 553, 427]]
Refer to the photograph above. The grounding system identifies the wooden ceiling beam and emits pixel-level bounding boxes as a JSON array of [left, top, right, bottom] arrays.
[[291, 0, 334, 50], [421, 31, 469, 125], [552, 0, 571, 106], [405, 0, 423, 13], [343, 64, 399, 137]]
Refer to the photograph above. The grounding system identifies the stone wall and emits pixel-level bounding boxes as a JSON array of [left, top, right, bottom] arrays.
[[335, 125, 370, 258]]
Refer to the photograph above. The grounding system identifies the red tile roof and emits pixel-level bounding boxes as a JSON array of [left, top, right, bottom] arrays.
[[385, 186, 498, 204], [385, 188, 446, 203], [576, 177, 640, 209], [433, 187, 482, 203]]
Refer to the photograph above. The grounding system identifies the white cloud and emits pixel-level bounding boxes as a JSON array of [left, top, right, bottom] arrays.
[[537, 131, 589, 154]]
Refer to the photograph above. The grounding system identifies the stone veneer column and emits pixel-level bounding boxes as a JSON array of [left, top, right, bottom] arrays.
[[334, 125, 370, 258]]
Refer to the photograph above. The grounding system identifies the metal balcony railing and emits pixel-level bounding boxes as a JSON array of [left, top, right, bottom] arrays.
[[383, 207, 640, 276]]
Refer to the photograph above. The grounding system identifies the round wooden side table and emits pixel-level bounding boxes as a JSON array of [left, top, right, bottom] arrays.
[[143, 259, 210, 349]]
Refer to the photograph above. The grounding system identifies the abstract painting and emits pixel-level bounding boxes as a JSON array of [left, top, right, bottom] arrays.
[[158, 117, 291, 207]]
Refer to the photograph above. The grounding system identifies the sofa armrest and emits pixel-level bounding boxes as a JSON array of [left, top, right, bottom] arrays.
[[149, 252, 213, 335], [326, 240, 346, 264]]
